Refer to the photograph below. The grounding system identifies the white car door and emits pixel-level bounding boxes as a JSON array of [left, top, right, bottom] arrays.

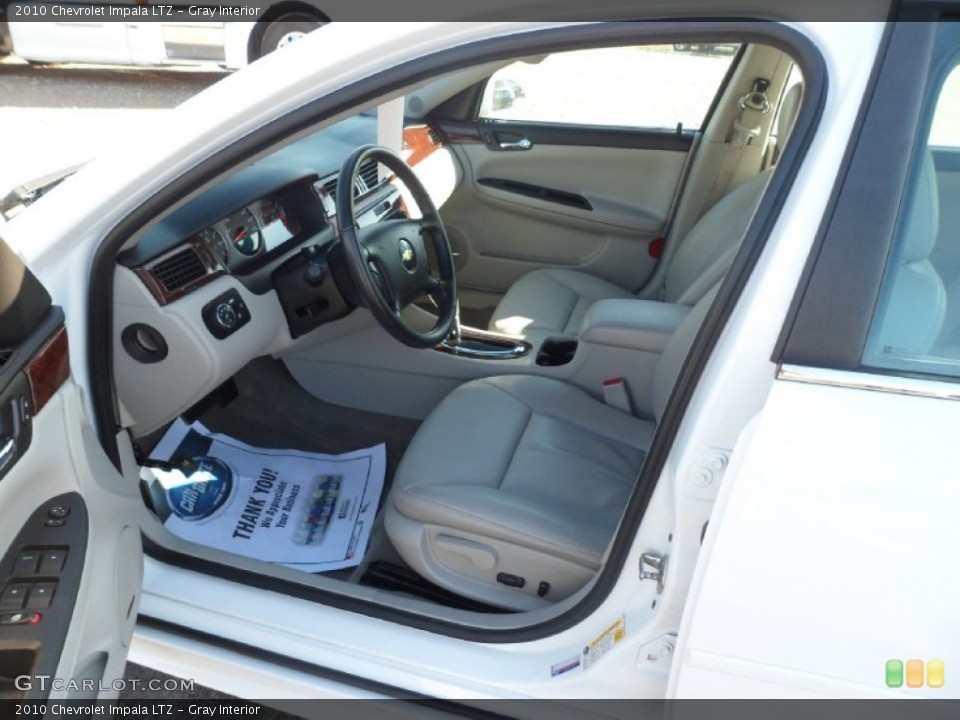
[[0, 238, 141, 700], [671, 17, 960, 697], [8, 20, 135, 65]]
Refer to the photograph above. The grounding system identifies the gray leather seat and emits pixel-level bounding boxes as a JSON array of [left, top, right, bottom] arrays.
[[385, 289, 713, 611], [870, 151, 946, 358], [488, 83, 805, 339], [489, 169, 770, 337]]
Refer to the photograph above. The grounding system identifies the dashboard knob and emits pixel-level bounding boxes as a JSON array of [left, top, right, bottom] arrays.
[[215, 303, 238, 329], [304, 263, 324, 286]]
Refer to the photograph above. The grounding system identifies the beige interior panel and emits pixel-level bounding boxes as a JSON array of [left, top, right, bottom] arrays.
[[281, 307, 662, 420], [440, 143, 687, 303], [112, 267, 290, 436]]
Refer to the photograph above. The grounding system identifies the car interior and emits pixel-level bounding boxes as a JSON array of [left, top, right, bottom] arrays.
[[107, 38, 808, 620]]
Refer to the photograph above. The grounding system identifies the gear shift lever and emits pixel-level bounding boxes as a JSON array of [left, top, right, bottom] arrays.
[[449, 299, 462, 345], [437, 299, 530, 359]]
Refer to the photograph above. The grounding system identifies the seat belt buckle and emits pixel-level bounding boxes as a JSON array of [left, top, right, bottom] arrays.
[[602, 378, 633, 414]]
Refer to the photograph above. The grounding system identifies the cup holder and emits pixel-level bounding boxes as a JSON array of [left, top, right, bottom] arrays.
[[536, 338, 578, 367]]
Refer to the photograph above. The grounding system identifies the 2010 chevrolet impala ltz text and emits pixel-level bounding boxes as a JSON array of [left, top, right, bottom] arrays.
[[0, 5, 957, 712]]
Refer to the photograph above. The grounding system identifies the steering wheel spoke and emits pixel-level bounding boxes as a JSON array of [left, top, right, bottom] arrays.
[[366, 259, 397, 310], [425, 275, 452, 303]]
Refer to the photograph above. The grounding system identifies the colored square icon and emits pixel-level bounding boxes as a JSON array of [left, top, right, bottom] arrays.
[[928, 660, 945, 688], [906, 659, 924, 688], [886, 659, 904, 688]]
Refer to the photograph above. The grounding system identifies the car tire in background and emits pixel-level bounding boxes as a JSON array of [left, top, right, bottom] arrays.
[[253, 12, 326, 62]]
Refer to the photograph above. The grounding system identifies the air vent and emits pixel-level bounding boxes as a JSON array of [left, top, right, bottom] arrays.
[[357, 159, 380, 193], [151, 247, 207, 293], [428, 127, 442, 145], [320, 159, 382, 204]]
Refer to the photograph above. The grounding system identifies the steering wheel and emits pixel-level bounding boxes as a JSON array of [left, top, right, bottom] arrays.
[[335, 145, 457, 348]]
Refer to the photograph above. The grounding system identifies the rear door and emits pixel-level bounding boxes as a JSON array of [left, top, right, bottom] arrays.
[[433, 43, 739, 310], [0, 238, 141, 700], [671, 17, 960, 697]]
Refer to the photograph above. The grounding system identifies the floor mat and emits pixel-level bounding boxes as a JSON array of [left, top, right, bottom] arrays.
[[139, 357, 422, 581], [147, 419, 386, 572]]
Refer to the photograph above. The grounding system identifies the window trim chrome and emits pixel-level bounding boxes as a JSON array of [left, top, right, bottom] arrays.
[[778, 363, 960, 401]]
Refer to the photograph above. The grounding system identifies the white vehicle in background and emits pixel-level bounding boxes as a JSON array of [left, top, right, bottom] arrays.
[[0, 5, 327, 68]]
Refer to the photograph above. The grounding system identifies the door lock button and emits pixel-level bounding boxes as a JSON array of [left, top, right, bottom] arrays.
[[0, 611, 41, 626]]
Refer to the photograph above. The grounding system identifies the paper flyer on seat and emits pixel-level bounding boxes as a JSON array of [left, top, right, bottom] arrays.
[[145, 419, 386, 572]]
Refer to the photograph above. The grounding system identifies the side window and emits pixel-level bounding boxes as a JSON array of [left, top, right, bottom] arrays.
[[478, 44, 740, 132], [862, 59, 960, 374]]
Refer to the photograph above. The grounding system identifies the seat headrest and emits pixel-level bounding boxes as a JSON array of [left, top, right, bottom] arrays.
[[900, 151, 939, 263], [776, 82, 803, 148]]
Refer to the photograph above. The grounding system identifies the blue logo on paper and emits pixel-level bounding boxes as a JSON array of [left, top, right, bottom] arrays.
[[165, 457, 233, 522]]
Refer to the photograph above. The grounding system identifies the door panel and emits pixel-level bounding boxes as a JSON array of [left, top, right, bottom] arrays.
[[440, 131, 690, 302], [0, 243, 140, 700], [434, 42, 739, 312], [671, 376, 960, 697]]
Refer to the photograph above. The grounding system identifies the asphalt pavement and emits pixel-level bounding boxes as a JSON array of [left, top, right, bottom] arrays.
[[0, 55, 224, 108], [0, 56, 225, 192]]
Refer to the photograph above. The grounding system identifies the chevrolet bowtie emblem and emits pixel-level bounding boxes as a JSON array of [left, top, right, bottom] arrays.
[[399, 239, 417, 271]]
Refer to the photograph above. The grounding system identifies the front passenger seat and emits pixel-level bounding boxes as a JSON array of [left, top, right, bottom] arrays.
[[385, 286, 717, 611], [489, 169, 771, 337]]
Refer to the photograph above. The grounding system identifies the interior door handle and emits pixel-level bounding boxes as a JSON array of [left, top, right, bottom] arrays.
[[498, 137, 533, 151], [0, 395, 24, 474], [0, 437, 15, 474]]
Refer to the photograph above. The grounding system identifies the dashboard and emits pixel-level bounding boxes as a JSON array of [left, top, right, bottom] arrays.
[[126, 176, 334, 306], [118, 117, 440, 307], [112, 117, 456, 435]]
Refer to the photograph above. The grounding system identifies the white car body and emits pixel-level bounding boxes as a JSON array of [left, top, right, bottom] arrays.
[[0, 9, 955, 710], [6, 20, 253, 68], [4, 7, 325, 69]]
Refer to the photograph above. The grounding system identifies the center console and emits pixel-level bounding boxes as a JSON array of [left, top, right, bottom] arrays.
[[282, 297, 692, 421], [579, 299, 690, 354]]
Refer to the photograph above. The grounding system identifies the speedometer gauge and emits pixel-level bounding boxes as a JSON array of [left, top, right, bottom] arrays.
[[199, 227, 230, 266], [225, 207, 263, 257]]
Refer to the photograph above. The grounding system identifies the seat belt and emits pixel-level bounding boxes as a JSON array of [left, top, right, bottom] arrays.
[[702, 78, 772, 209]]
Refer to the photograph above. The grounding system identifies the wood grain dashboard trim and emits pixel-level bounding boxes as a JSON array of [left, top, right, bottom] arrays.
[[27, 324, 70, 415], [134, 237, 224, 307]]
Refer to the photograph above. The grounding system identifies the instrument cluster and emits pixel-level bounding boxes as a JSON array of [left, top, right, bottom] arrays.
[[195, 196, 301, 271]]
